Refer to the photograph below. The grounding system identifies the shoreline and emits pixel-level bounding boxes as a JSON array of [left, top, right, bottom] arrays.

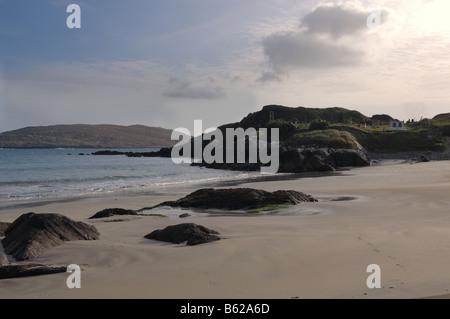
[[1, 159, 450, 299], [0, 169, 340, 212]]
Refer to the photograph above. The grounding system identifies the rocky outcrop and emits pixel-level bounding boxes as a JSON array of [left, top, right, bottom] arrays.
[[156, 188, 316, 211], [278, 147, 335, 173], [92, 148, 172, 158], [89, 208, 137, 219], [0, 264, 68, 279], [145, 223, 221, 246], [2, 213, 100, 261], [326, 149, 371, 167], [193, 146, 370, 173]]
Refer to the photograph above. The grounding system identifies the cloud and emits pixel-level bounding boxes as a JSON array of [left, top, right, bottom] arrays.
[[301, 4, 370, 39], [163, 77, 226, 100], [262, 31, 364, 71], [261, 2, 388, 73], [257, 71, 281, 83]]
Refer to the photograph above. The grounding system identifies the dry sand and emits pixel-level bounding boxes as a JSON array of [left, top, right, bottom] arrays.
[[1, 159, 450, 299]]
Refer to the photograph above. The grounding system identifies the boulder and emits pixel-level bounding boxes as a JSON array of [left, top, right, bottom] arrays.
[[0, 263, 67, 279], [2, 213, 100, 261], [327, 149, 370, 167], [145, 223, 220, 246], [89, 208, 137, 219], [157, 188, 317, 211], [192, 143, 370, 173]]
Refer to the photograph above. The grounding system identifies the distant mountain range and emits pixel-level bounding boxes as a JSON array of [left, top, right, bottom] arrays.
[[0, 124, 176, 148]]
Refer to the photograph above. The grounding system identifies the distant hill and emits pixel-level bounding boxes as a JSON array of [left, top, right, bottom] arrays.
[[0, 124, 176, 148]]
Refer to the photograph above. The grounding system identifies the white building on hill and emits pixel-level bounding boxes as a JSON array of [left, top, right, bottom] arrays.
[[388, 120, 407, 131]]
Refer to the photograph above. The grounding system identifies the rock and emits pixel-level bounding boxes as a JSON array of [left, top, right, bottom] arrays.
[[157, 188, 317, 211], [0, 263, 68, 280], [144, 223, 220, 246], [89, 208, 137, 219], [419, 155, 430, 162], [192, 143, 370, 173], [2, 213, 100, 261], [179, 213, 191, 218], [0, 222, 11, 237], [327, 149, 371, 167], [277, 147, 334, 173], [125, 147, 172, 158], [91, 150, 126, 155]]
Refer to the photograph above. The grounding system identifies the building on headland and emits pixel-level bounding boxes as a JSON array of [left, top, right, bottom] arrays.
[[388, 120, 407, 131]]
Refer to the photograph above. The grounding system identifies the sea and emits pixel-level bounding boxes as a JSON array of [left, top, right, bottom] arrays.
[[0, 148, 263, 207]]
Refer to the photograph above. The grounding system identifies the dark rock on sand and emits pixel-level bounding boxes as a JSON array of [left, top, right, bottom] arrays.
[[278, 147, 336, 173], [419, 155, 431, 162], [193, 146, 370, 173], [157, 188, 317, 211], [2, 213, 100, 261], [89, 208, 137, 219], [0, 263, 68, 279], [327, 149, 371, 167], [145, 223, 220, 246], [0, 222, 11, 237]]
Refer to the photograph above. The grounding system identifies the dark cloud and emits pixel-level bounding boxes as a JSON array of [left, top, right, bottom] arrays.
[[163, 78, 226, 100]]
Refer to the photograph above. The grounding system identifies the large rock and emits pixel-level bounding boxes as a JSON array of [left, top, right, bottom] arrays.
[[0, 222, 11, 237], [2, 213, 100, 261], [327, 149, 370, 167], [89, 208, 137, 219], [145, 223, 220, 246], [157, 188, 317, 211], [193, 145, 369, 173], [0, 263, 67, 279]]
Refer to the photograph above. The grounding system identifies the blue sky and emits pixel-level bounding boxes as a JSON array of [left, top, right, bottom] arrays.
[[1, 0, 450, 132]]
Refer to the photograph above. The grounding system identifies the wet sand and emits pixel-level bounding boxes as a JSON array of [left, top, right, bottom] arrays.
[[1, 160, 450, 299]]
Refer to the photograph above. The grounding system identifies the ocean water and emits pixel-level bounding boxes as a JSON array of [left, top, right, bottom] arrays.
[[0, 148, 260, 204]]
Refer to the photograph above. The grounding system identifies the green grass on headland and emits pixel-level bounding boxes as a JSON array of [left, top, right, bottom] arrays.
[[287, 129, 358, 149], [352, 130, 447, 153]]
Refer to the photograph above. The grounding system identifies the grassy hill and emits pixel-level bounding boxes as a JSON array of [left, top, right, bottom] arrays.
[[230, 105, 370, 129], [0, 124, 176, 148], [287, 129, 358, 150], [433, 113, 450, 123], [216, 105, 448, 153]]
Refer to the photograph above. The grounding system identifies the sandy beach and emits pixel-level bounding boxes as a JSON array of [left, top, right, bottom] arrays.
[[1, 159, 450, 299]]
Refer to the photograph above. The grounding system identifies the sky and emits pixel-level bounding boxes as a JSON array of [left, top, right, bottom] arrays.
[[1, 0, 450, 132]]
